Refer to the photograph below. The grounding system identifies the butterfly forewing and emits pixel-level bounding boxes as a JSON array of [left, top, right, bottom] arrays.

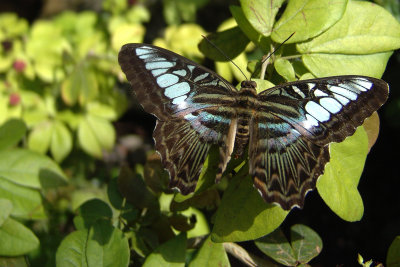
[[119, 43, 389, 210], [118, 44, 239, 194]]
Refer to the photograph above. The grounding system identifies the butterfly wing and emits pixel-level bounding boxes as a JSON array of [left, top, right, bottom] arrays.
[[249, 76, 389, 209], [118, 44, 238, 193]]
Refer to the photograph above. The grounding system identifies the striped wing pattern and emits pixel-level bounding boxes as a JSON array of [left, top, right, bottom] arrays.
[[119, 44, 239, 192], [249, 77, 388, 209], [119, 43, 389, 210]]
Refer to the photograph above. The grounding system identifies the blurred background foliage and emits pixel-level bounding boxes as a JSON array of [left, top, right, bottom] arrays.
[[0, 0, 399, 266]]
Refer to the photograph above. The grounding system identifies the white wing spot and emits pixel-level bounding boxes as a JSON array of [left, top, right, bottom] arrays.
[[165, 82, 190, 98], [320, 97, 342, 114], [157, 73, 179, 88], [292, 86, 306, 98], [351, 79, 373, 92], [173, 69, 187, 76], [333, 93, 350, 105], [136, 47, 152, 56], [145, 61, 175, 70], [328, 85, 357, 100], [193, 73, 209, 82], [307, 83, 316, 90], [172, 95, 187, 105], [305, 101, 330, 122], [138, 53, 153, 59], [151, 69, 168, 76], [314, 89, 328, 97], [303, 114, 319, 129]]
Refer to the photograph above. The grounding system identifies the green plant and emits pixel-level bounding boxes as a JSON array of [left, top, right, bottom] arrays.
[[0, 0, 399, 266]]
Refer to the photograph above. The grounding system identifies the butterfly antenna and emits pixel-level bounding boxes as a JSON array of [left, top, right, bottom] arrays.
[[250, 32, 295, 80], [201, 35, 249, 81]]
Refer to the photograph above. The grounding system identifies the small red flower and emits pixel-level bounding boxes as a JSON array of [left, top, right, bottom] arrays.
[[9, 93, 20, 106], [13, 60, 26, 72]]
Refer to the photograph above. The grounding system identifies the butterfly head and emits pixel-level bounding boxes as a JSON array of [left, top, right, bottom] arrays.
[[241, 80, 257, 89]]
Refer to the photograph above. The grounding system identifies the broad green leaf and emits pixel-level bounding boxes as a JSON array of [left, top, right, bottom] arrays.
[[118, 165, 158, 209], [239, 0, 285, 37], [254, 79, 275, 94], [302, 51, 392, 78], [189, 236, 229, 267], [0, 217, 39, 256], [230, 5, 270, 50], [78, 114, 116, 158], [291, 224, 322, 263], [74, 199, 113, 229], [272, 0, 347, 43], [317, 127, 368, 221], [180, 207, 210, 238], [0, 119, 27, 150], [28, 121, 52, 154], [274, 58, 296, 81], [297, 1, 400, 54], [0, 176, 46, 219], [56, 221, 130, 267], [86, 102, 119, 120], [0, 199, 12, 226], [387, 236, 400, 267], [0, 149, 68, 189], [61, 63, 99, 106], [363, 112, 380, 151], [50, 120, 72, 162], [143, 233, 186, 267], [199, 27, 249, 61], [111, 23, 145, 52], [255, 228, 297, 266], [212, 163, 288, 242]]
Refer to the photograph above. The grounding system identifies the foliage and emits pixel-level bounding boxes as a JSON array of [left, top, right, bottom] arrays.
[[0, 0, 399, 266]]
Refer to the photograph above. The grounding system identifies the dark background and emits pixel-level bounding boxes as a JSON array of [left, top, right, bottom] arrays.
[[1, 0, 398, 265]]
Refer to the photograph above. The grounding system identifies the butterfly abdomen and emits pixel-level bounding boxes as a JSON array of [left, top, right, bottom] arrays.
[[234, 84, 258, 157]]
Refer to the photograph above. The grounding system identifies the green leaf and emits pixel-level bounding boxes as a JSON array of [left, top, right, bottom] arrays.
[[111, 23, 145, 52], [0, 149, 68, 189], [255, 228, 297, 266], [272, 0, 347, 43], [0, 199, 12, 226], [239, 0, 285, 37], [180, 207, 210, 238], [118, 165, 158, 209], [143, 233, 186, 267], [56, 220, 130, 267], [387, 236, 400, 267], [28, 121, 52, 154], [50, 120, 72, 162], [0, 217, 39, 256], [230, 5, 270, 50], [78, 114, 116, 158], [212, 163, 288, 242], [75, 199, 113, 229], [189, 235, 229, 267], [61, 63, 99, 106], [290, 224, 322, 263], [302, 51, 393, 78], [198, 27, 249, 61], [0, 176, 46, 219], [317, 127, 368, 221], [274, 58, 296, 81], [0, 119, 27, 150], [297, 1, 400, 54]]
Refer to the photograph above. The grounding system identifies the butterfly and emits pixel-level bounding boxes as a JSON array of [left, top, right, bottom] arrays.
[[118, 43, 389, 210]]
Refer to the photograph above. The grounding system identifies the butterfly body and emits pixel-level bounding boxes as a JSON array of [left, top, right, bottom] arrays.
[[118, 43, 389, 210]]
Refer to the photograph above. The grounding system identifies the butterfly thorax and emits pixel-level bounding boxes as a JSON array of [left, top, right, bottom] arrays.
[[233, 81, 258, 157]]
